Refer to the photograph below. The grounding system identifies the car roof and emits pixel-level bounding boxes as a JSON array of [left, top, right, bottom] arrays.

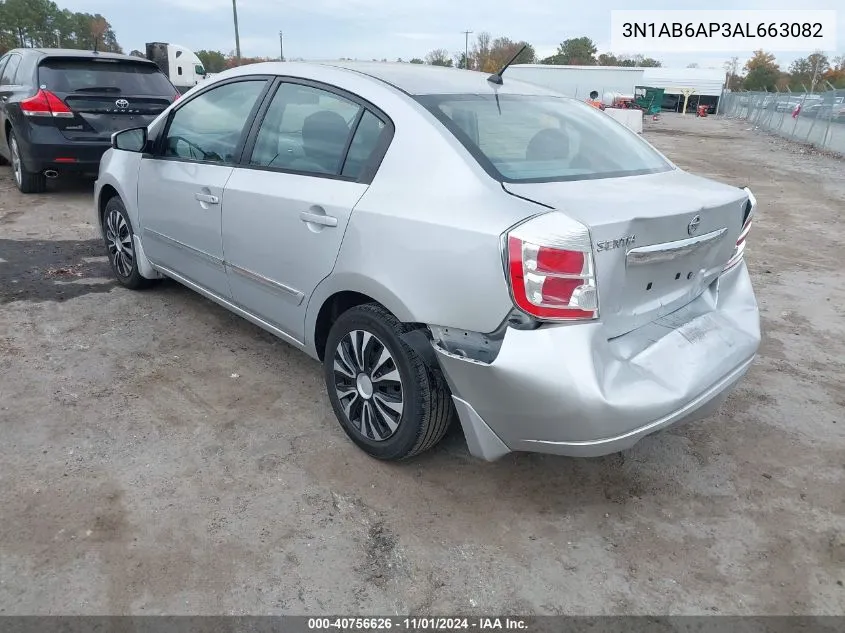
[[226, 60, 566, 98], [322, 61, 564, 97], [22, 48, 157, 65]]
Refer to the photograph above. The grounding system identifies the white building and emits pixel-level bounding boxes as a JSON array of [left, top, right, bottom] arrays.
[[508, 64, 727, 112], [508, 65, 645, 100]]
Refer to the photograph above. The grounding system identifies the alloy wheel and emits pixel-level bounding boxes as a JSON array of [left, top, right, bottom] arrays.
[[105, 209, 135, 278], [333, 330, 404, 441]]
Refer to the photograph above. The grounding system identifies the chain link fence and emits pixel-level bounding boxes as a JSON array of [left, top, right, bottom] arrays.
[[720, 88, 845, 154]]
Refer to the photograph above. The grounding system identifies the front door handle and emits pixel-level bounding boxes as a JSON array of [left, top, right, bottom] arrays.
[[299, 211, 338, 227], [194, 192, 219, 204]]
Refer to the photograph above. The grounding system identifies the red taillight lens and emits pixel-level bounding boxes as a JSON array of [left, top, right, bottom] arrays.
[[724, 190, 756, 272], [508, 235, 597, 320], [536, 247, 584, 274], [21, 89, 74, 118]]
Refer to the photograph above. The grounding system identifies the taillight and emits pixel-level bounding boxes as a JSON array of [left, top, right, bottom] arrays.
[[506, 213, 598, 321], [173, 93, 181, 101], [724, 188, 756, 272], [20, 89, 74, 118]]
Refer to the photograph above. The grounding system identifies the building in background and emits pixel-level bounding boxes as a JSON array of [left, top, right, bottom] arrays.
[[641, 67, 726, 113], [508, 65, 645, 102], [509, 64, 727, 114]]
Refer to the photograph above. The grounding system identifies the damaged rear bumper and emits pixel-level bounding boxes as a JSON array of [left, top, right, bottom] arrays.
[[432, 262, 761, 460]]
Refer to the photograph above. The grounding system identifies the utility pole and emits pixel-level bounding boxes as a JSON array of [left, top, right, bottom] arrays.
[[232, 0, 241, 60], [810, 55, 822, 94], [279, 31, 284, 61], [462, 30, 473, 69]]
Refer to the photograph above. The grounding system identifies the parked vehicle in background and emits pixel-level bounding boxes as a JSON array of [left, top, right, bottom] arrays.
[[95, 62, 761, 461], [0, 48, 179, 193], [145, 42, 207, 94], [805, 97, 844, 119]]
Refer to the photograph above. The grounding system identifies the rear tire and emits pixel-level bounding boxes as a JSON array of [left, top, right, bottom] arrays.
[[324, 303, 453, 460], [8, 131, 46, 194], [103, 196, 155, 290]]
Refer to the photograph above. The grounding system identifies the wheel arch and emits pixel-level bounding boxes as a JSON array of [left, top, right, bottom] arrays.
[[306, 274, 417, 361], [97, 184, 120, 234]]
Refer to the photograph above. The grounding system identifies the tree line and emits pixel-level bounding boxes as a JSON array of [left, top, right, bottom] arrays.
[[0, 0, 121, 54], [194, 34, 660, 74], [737, 50, 845, 92]]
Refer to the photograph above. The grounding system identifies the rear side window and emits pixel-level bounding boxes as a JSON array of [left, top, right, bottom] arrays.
[[418, 94, 672, 183], [341, 111, 386, 179], [0, 55, 21, 86], [38, 59, 174, 96]]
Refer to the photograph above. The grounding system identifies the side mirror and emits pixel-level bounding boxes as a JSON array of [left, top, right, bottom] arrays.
[[112, 127, 148, 152]]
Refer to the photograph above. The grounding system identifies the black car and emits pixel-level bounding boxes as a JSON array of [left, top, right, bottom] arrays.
[[0, 48, 179, 193]]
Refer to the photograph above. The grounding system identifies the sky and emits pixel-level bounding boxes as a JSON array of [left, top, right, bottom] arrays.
[[59, 0, 843, 70]]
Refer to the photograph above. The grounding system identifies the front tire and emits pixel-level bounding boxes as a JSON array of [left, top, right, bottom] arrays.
[[324, 304, 453, 460], [8, 131, 46, 194], [103, 196, 154, 290]]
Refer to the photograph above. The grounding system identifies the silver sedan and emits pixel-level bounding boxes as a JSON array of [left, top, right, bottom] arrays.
[[94, 61, 761, 461]]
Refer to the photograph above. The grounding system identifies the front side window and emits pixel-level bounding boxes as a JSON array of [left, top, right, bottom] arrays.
[[250, 82, 360, 175], [417, 94, 672, 183], [164, 79, 266, 163], [0, 55, 21, 86]]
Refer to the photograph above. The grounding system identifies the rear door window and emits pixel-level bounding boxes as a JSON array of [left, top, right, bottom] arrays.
[[0, 55, 21, 86], [38, 59, 174, 96], [249, 82, 360, 175]]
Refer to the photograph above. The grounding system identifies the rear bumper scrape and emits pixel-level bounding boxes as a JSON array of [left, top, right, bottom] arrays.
[[433, 261, 761, 460]]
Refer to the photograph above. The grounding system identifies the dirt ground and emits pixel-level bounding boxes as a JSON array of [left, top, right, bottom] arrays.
[[0, 113, 843, 616]]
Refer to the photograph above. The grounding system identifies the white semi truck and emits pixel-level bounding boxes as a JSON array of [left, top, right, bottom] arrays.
[[145, 42, 207, 93]]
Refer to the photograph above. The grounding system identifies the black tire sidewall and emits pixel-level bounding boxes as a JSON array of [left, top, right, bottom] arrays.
[[104, 197, 146, 289], [323, 305, 432, 460], [8, 130, 46, 194]]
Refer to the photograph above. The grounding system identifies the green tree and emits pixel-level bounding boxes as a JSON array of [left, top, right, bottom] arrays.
[[597, 52, 661, 67], [196, 49, 227, 73], [597, 53, 620, 66], [743, 50, 780, 91], [425, 48, 453, 67], [409, 58, 424, 64], [0, 0, 121, 52], [542, 37, 597, 65], [823, 55, 845, 88]]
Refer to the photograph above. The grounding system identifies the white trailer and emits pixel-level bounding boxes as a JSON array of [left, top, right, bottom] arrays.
[[145, 42, 207, 93]]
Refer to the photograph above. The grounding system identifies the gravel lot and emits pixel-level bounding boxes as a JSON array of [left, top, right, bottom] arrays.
[[0, 113, 843, 616]]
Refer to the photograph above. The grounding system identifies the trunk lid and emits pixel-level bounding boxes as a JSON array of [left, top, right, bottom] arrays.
[[37, 58, 176, 142], [505, 170, 750, 338]]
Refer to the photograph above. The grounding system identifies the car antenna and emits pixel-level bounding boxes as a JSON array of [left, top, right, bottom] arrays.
[[487, 44, 526, 85]]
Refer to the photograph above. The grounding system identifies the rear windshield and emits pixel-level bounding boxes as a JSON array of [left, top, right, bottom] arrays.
[[38, 59, 174, 96], [417, 94, 672, 183]]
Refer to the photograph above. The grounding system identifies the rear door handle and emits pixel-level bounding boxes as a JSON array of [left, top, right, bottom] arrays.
[[299, 211, 338, 227], [194, 193, 219, 204]]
